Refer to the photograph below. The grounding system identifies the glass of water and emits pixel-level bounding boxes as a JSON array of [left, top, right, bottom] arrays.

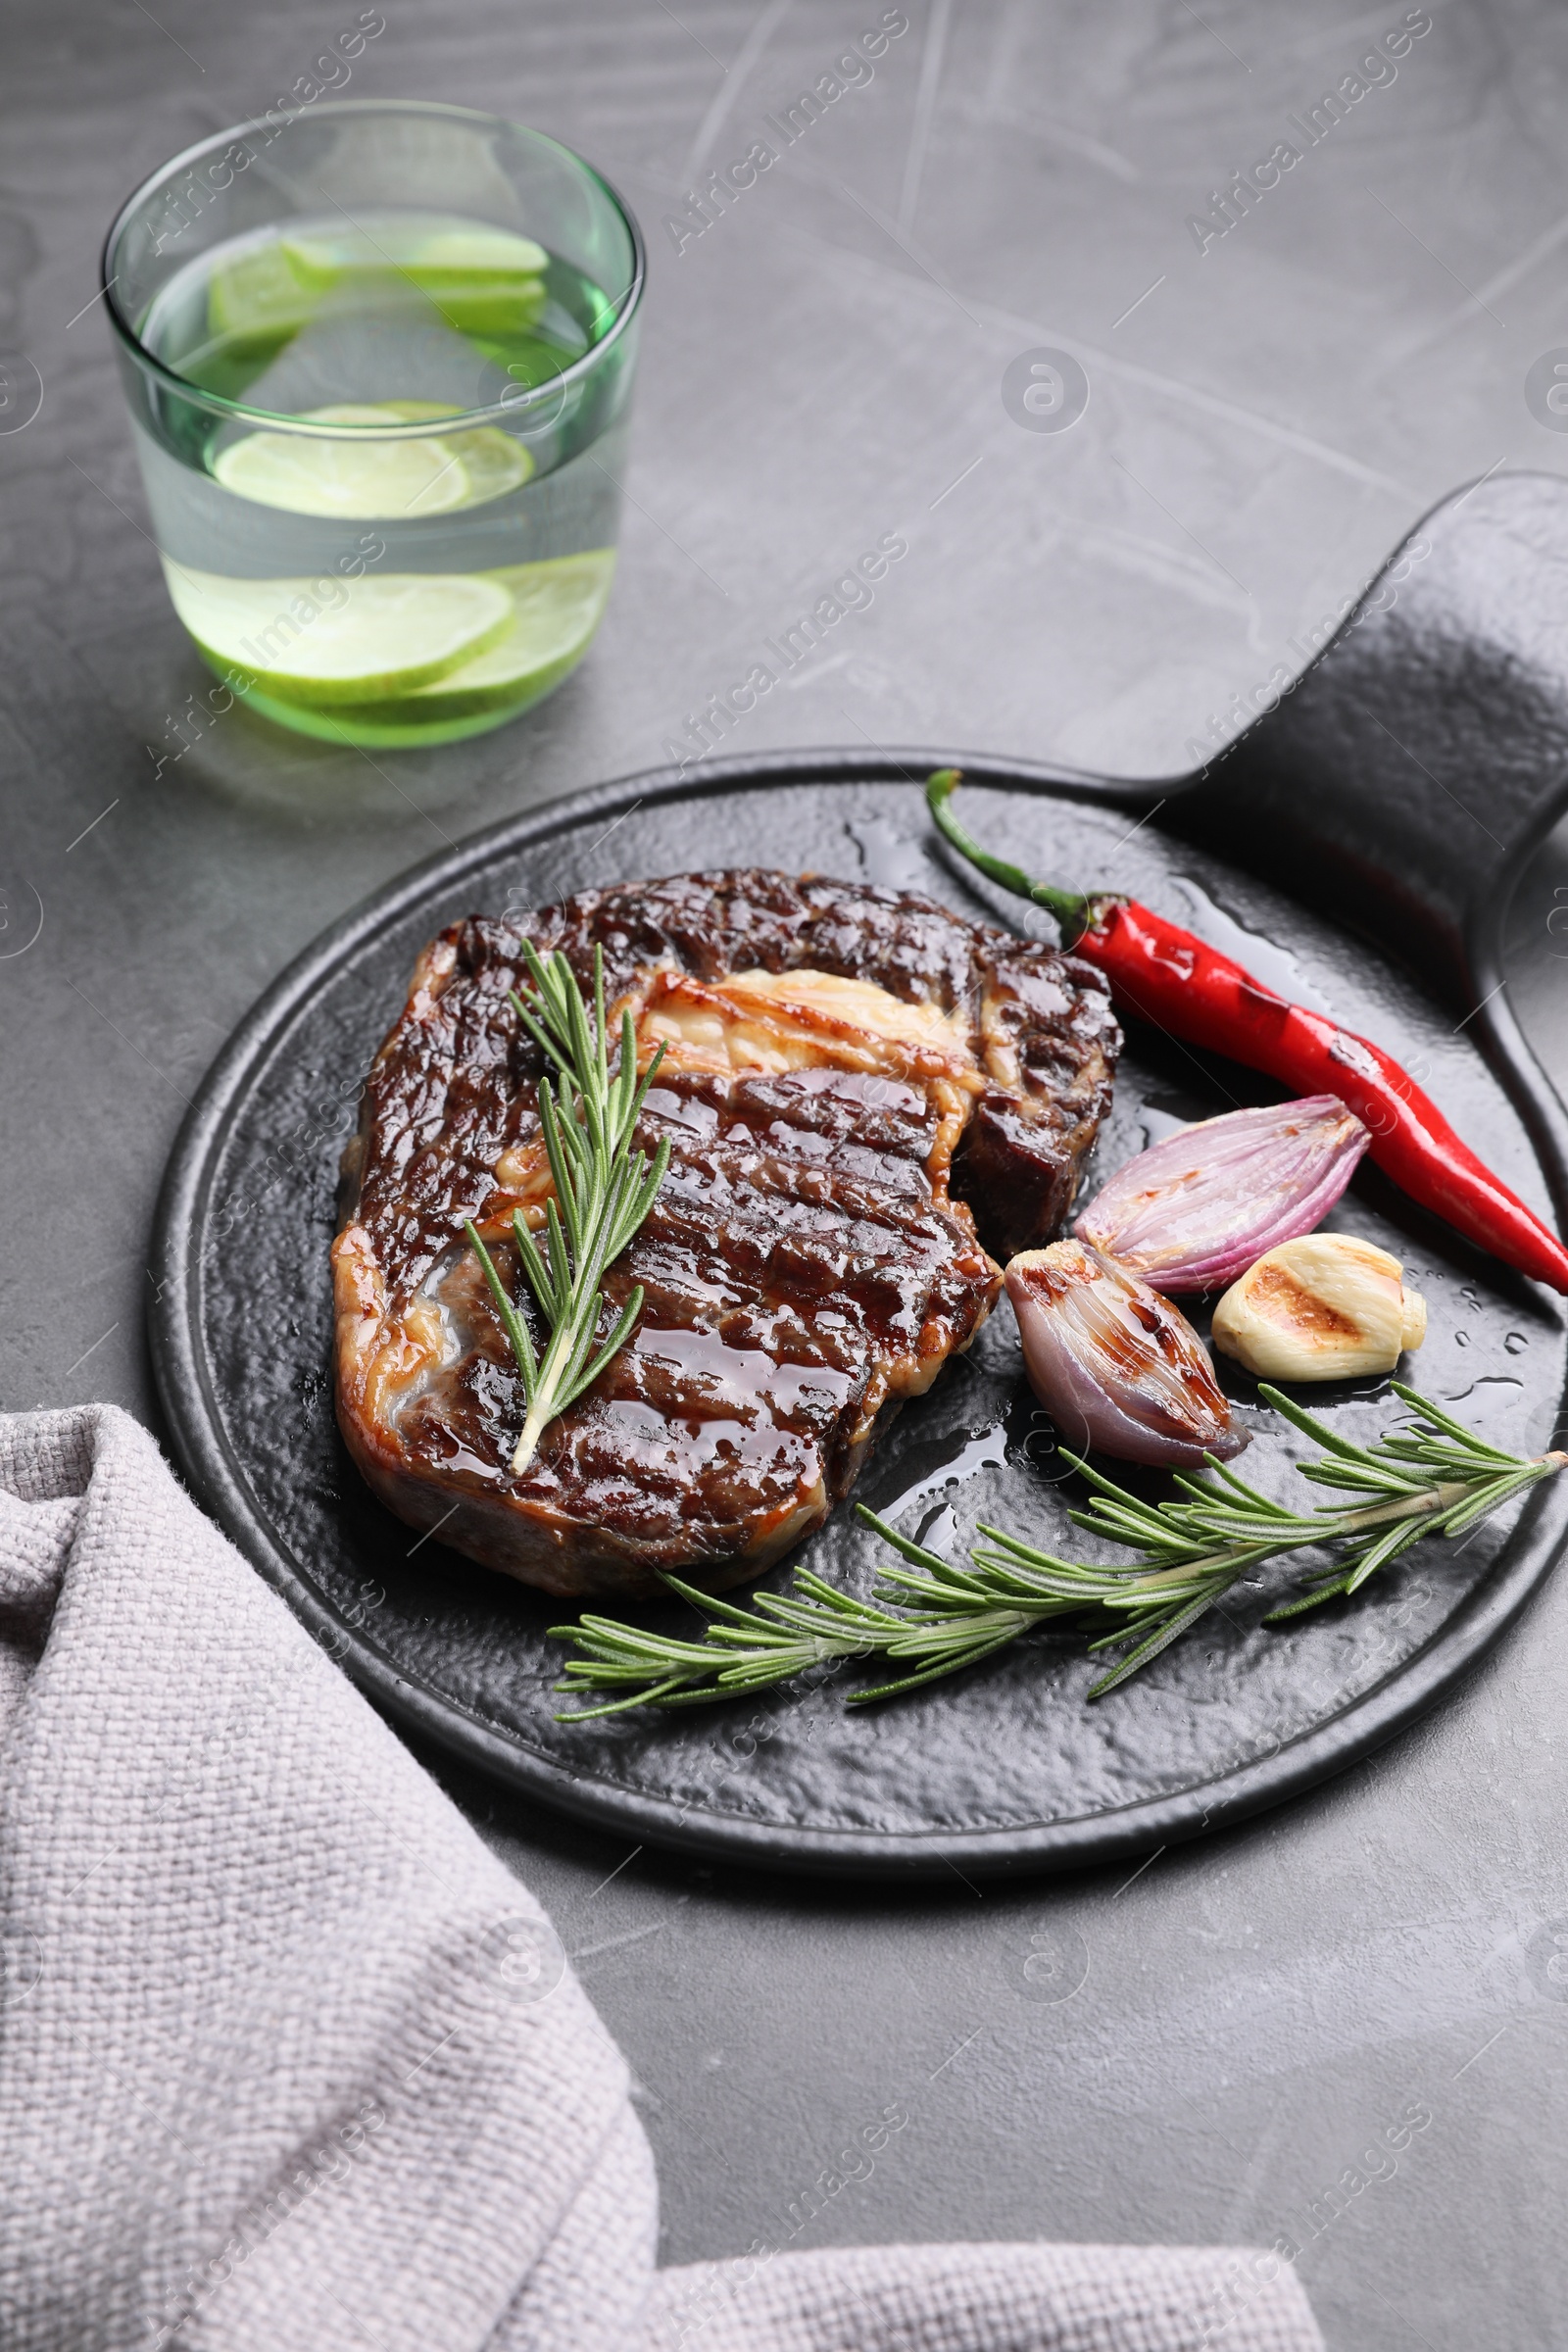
[[103, 101, 643, 748]]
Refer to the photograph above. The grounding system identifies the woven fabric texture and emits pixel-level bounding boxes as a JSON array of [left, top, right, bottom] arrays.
[[0, 1404, 1324, 2352]]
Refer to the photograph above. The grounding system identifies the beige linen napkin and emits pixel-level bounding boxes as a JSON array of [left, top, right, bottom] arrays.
[[0, 1403, 1324, 2352]]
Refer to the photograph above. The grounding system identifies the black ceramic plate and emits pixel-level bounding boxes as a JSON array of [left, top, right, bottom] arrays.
[[150, 752, 1568, 1878]]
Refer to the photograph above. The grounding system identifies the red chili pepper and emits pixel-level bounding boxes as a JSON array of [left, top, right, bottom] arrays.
[[927, 772, 1568, 1296]]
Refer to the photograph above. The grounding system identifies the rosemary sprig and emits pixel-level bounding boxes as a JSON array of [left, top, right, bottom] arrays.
[[551, 1384, 1566, 1714], [466, 943, 670, 1476]]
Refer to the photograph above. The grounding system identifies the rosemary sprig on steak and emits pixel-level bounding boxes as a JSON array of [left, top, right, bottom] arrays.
[[552, 1386, 1566, 1711], [335, 875, 1116, 1593], [466, 944, 671, 1476]]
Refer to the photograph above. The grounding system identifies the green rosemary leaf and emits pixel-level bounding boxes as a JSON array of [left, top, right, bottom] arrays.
[[1387, 1380, 1525, 1465], [1087, 1583, 1239, 1697], [852, 1506, 953, 1576], [466, 1220, 539, 1392], [849, 1631, 1030, 1705], [1260, 1577, 1354, 1623], [1254, 1383, 1387, 1465], [1297, 1455, 1433, 1501], [1340, 1514, 1430, 1593]]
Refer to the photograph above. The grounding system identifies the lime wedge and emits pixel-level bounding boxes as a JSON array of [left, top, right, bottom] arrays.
[[165, 564, 513, 705], [281, 224, 549, 283], [204, 222, 553, 359], [275, 225, 549, 339], [399, 228, 549, 337], [399, 551, 615, 719], [207, 239, 335, 338]]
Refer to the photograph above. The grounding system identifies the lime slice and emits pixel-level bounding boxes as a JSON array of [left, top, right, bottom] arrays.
[[381, 402, 533, 503], [397, 551, 615, 719], [213, 403, 531, 516], [442, 425, 533, 503], [165, 564, 512, 705], [213, 404, 475, 518]]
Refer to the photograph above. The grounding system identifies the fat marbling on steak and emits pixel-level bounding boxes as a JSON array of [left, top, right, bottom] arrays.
[[332, 871, 1120, 1599]]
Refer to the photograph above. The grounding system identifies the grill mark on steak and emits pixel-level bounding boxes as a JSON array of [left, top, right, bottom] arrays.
[[333, 871, 1119, 1598]]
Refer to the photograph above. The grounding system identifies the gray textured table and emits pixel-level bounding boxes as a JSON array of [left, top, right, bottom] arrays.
[[6, 5, 1568, 2346]]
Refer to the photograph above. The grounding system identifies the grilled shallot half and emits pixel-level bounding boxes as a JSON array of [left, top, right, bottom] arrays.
[[1076, 1095, 1370, 1293], [1006, 1240, 1249, 1467]]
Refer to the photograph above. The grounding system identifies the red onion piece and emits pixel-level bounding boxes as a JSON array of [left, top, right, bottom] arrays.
[[1006, 1241, 1248, 1467], [1075, 1095, 1370, 1293]]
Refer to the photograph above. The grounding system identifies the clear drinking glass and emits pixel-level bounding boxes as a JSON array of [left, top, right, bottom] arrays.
[[103, 101, 643, 748]]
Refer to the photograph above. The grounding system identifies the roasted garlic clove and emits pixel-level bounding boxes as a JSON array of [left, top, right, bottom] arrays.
[[1210, 1235, 1426, 1381]]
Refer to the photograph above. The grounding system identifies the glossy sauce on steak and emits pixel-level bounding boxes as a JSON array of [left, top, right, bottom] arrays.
[[333, 872, 1119, 1598]]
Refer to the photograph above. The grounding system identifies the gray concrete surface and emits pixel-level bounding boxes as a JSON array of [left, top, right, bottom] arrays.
[[6, 4, 1568, 2344]]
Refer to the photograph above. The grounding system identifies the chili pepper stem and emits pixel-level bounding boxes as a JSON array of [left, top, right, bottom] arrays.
[[926, 769, 1095, 936], [924, 771, 1568, 1297]]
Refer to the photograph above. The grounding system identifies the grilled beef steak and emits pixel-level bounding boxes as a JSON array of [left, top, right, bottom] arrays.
[[333, 872, 1119, 1598]]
